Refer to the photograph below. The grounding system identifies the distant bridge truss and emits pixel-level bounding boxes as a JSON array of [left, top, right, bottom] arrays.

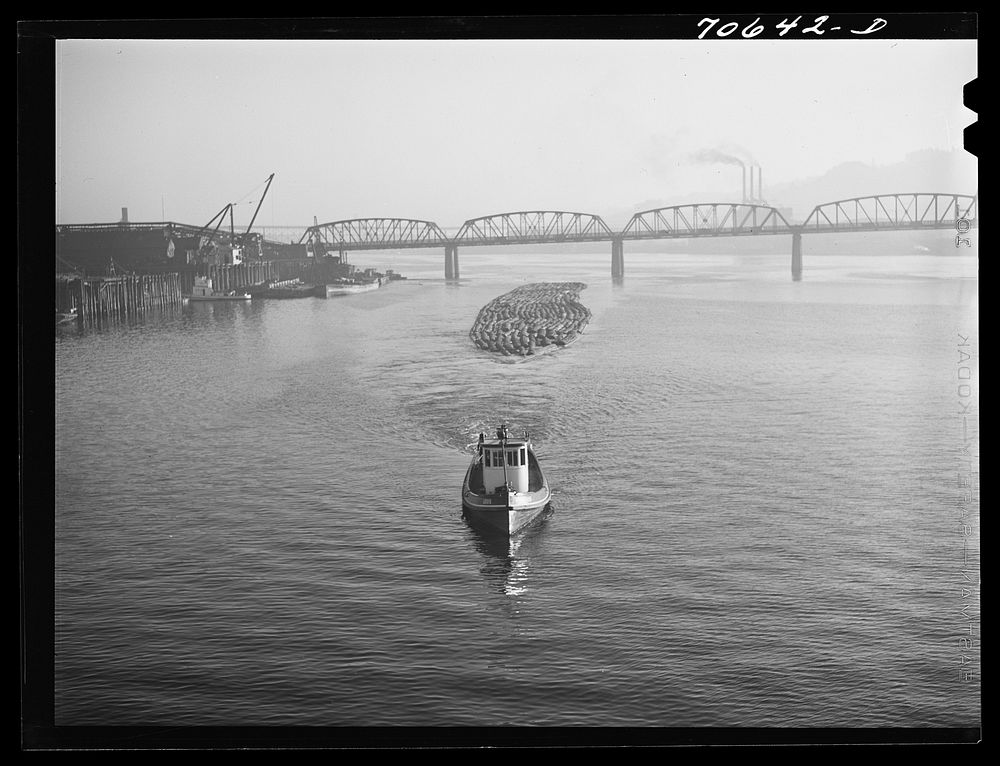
[[61, 190, 978, 282], [622, 203, 793, 240], [800, 193, 978, 233], [453, 211, 614, 246], [300, 217, 449, 251]]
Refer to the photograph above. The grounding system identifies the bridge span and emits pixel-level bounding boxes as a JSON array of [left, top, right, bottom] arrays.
[[298, 192, 977, 281]]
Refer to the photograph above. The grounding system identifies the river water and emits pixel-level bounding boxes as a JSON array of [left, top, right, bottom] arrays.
[[53, 250, 979, 732]]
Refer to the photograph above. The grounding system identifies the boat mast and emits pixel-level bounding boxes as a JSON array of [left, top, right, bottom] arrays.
[[499, 423, 511, 510]]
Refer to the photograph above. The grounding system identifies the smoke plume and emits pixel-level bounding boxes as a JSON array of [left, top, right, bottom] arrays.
[[691, 147, 750, 167], [691, 144, 757, 167]]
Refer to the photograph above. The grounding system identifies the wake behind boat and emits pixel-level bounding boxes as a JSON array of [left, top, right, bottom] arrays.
[[462, 424, 551, 535]]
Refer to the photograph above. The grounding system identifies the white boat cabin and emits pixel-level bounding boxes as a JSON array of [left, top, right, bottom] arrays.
[[190, 276, 215, 297], [479, 425, 530, 494]]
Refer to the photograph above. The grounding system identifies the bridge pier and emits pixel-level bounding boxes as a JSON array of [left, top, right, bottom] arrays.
[[445, 245, 459, 279], [611, 237, 624, 279], [791, 230, 803, 281]]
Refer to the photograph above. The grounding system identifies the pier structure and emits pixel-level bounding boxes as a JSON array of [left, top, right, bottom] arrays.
[[56, 272, 184, 324], [53, 262, 283, 323], [791, 230, 803, 282], [54, 220, 293, 272], [445, 245, 460, 280], [611, 237, 624, 281]]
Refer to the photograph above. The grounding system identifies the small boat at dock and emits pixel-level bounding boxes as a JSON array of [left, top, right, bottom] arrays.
[[254, 279, 324, 299], [184, 276, 251, 302], [325, 277, 382, 297], [56, 307, 79, 325], [462, 424, 551, 535]]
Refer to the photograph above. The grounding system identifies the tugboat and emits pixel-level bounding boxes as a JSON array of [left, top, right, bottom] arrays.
[[462, 424, 551, 535], [184, 276, 251, 302]]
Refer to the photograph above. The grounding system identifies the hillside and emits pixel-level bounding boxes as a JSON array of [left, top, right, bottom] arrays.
[[762, 149, 977, 221], [606, 149, 977, 227]]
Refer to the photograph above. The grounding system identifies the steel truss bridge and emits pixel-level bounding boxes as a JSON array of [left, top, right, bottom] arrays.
[[297, 192, 977, 280], [799, 193, 977, 233], [623, 203, 791, 239], [304, 217, 450, 251], [453, 211, 614, 246]]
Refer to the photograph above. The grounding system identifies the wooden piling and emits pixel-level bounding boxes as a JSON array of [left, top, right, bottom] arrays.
[[57, 261, 286, 325], [57, 272, 184, 325]]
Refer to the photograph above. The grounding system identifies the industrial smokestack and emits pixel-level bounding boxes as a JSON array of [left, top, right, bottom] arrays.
[[757, 165, 763, 201], [741, 163, 747, 203], [120, 207, 128, 223]]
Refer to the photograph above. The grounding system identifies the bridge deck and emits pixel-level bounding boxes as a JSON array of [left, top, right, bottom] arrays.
[[61, 193, 977, 254]]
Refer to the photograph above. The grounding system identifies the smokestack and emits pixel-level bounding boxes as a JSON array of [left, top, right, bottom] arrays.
[[741, 163, 746, 203], [757, 165, 763, 201], [120, 207, 128, 223]]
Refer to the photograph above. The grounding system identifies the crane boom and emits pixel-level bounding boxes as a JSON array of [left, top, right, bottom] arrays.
[[244, 173, 275, 242], [193, 173, 275, 262], [195, 202, 233, 248]]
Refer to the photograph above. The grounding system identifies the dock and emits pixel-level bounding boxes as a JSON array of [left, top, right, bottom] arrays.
[[56, 272, 183, 324]]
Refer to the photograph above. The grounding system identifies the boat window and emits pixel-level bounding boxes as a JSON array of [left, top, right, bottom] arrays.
[[520, 447, 526, 465], [507, 450, 515, 466], [485, 450, 491, 468]]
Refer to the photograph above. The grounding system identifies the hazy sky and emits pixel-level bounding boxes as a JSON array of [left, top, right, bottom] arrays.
[[55, 38, 976, 229]]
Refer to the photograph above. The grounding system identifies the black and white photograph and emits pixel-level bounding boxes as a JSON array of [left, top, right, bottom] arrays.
[[21, 15, 979, 750]]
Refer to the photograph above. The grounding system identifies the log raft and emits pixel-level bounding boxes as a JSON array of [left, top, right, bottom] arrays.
[[469, 282, 592, 357]]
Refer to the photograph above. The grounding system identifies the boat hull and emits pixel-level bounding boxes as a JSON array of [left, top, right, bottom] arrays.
[[325, 281, 381, 297], [462, 496, 549, 535], [461, 449, 550, 535], [185, 294, 251, 302]]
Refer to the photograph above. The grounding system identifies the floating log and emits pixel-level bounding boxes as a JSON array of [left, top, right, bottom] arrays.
[[470, 282, 592, 357]]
